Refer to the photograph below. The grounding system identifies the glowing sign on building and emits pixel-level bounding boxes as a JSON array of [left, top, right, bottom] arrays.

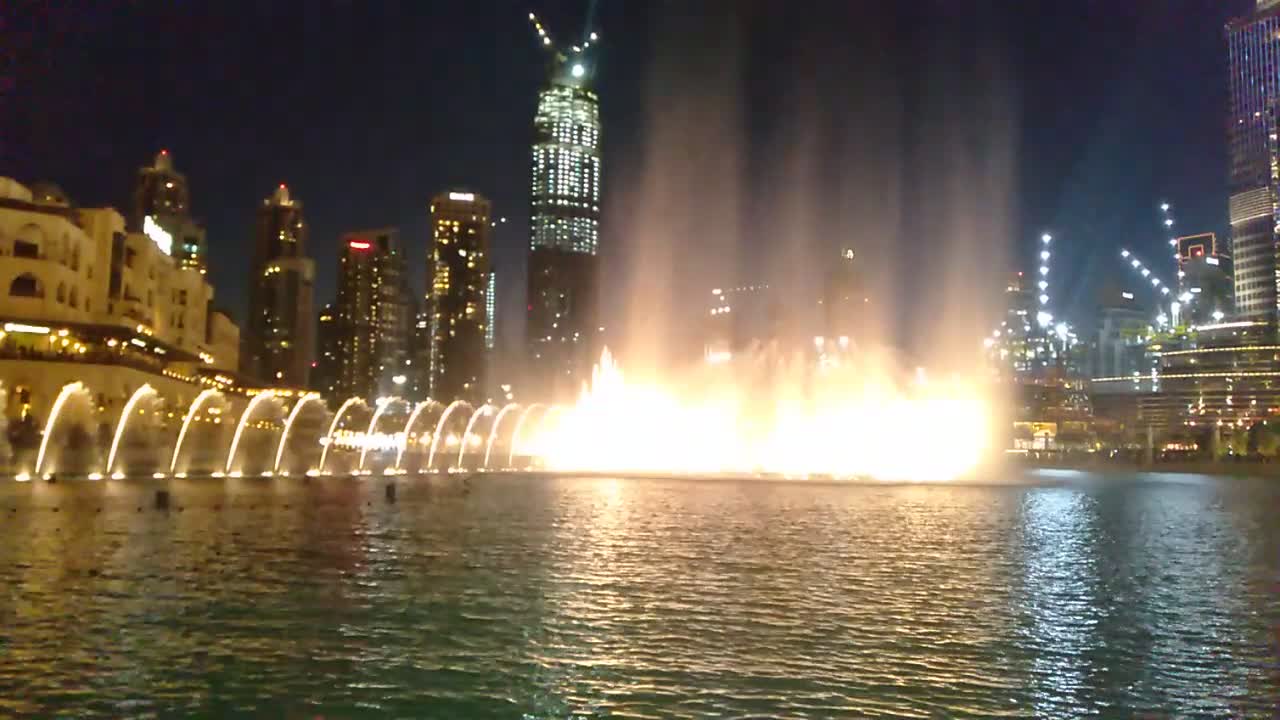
[[143, 215, 173, 256], [448, 192, 475, 202], [348, 240, 371, 250]]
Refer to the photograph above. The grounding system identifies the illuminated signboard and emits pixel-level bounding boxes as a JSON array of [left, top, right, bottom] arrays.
[[448, 192, 475, 202], [143, 215, 173, 256], [348, 240, 371, 250]]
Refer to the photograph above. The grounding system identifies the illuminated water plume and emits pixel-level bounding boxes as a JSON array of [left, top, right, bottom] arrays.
[[525, 349, 991, 481]]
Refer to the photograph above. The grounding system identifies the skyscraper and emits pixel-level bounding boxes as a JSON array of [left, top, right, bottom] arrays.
[[327, 229, 410, 400], [1227, 2, 1280, 320], [485, 269, 497, 351], [1174, 232, 1234, 326], [314, 302, 340, 398], [822, 248, 869, 348], [245, 184, 314, 387], [526, 13, 602, 400], [428, 191, 491, 403], [132, 150, 207, 272]]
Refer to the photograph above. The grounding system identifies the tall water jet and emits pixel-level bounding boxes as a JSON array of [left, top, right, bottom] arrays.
[[106, 384, 157, 475], [225, 391, 281, 474], [34, 381, 88, 477], [483, 403, 521, 469], [318, 396, 368, 475], [358, 397, 409, 472], [395, 399, 440, 470], [507, 403, 547, 468], [170, 388, 225, 473], [456, 404, 495, 470], [273, 392, 325, 473], [426, 400, 471, 471]]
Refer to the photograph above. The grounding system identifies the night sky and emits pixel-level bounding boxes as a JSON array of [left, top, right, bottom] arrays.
[[2, 0, 1247, 363]]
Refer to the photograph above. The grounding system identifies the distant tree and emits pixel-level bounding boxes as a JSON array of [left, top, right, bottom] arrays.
[[1256, 422, 1280, 460], [1228, 428, 1250, 458]]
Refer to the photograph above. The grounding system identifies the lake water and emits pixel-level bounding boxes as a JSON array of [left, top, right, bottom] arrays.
[[0, 470, 1276, 717]]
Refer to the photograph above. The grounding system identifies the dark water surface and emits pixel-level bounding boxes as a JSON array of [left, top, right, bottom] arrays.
[[0, 470, 1276, 718]]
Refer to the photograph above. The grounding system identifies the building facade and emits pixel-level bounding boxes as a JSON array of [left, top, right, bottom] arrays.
[[704, 282, 777, 362], [132, 150, 207, 272], [1091, 320, 1280, 433], [526, 48, 602, 400], [244, 184, 314, 387], [323, 229, 410, 401], [1090, 289, 1151, 380], [985, 271, 1083, 383], [1174, 232, 1234, 326], [314, 302, 339, 399], [0, 176, 241, 467], [428, 192, 491, 403], [822, 248, 869, 348], [1227, 2, 1280, 320]]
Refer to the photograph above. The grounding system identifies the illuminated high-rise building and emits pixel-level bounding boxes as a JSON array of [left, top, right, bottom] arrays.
[[428, 191, 491, 402], [244, 184, 314, 387], [526, 12, 602, 400], [822, 248, 869, 349], [324, 229, 410, 401], [1227, 2, 1280, 321], [485, 269, 497, 351], [133, 149, 189, 223], [314, 302, 339, 398], [1174, 232, 1233, 326], [131, 150, 207, 272]]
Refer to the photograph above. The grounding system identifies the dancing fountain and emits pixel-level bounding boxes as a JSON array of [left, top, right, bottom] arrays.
[[9, 340, 993, 484]]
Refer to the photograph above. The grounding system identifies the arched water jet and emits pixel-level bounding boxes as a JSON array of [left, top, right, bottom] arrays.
[[33, 381, 87, 477], [225, 391, 281, 473], [507, 403, 547, 468], [426, 400, 471, 471], [318, 397, 369, 475], [105, 384, 156, 474], [273, 392, 325, 473], [456, 403, 496, 470], [169, 388, 224, 473], [518, 404, 566, 469], [358, 396, 410, 472], [395, 399, 440, 470], [483, 403, 521, 469]]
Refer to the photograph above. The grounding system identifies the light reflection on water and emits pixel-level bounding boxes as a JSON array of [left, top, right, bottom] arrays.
[[0, 472, 1275, 717]]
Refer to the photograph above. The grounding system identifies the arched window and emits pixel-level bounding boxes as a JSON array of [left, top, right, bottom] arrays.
[[70, 246, 80, 271], [13, 240, 39, 259], [68, 286, 78, 309], [13, 224, 43, 259], [85, 298, 91, 313], [9, 274, 43, 298], [56, 283, 66, 304]]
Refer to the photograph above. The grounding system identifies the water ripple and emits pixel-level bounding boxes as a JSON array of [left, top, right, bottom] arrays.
[[0, 473, 1276, 716]]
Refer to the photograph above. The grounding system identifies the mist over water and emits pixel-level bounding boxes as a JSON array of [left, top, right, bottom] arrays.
[[607, 3, 1017, 378]]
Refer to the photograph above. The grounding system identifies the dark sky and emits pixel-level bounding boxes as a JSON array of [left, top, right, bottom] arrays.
[[2, 0, 1247, 361]]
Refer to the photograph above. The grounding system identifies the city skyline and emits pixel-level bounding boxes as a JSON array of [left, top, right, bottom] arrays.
[[3, 6, 1280, 715], [5, 1, 1244, 357]]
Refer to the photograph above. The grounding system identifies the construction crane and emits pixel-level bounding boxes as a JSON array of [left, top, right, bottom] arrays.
[[528, 9, 600, 70]]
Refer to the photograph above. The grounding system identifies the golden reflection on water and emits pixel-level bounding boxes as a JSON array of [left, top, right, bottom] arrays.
[[0, 473, 1275, 717]]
